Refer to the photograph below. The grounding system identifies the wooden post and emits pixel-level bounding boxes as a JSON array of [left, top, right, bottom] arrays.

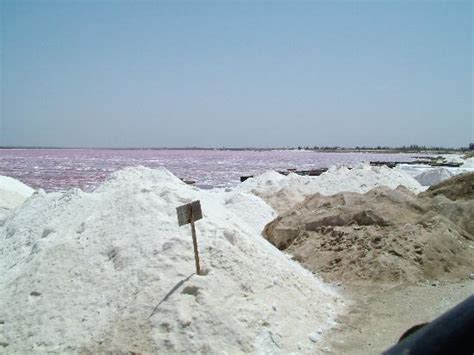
[[176, 200, 203, 275], [189, 208, 201, 275]]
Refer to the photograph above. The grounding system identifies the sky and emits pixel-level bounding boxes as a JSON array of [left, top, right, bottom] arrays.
[[0, 0, 472, 148]]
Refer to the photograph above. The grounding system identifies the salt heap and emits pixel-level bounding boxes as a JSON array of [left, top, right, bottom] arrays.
[[408, 156, 474, 187], [0, 176, 34, 224], [462, 157, 474, 169], [414, 167, 455, 187], [441, 154, 465, 165], [395, 164, 431, 178], [0, 167, 341, 353], [237, 164, 425, 213], [396, 155, 474, 187]]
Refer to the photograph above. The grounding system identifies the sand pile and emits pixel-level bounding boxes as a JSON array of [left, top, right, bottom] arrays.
[[237, 165, 425, 213], [0, 176, 34, 224], [263, 183, 474, 284], [0, 167, 342, 353], [420, 172, 474, 201]]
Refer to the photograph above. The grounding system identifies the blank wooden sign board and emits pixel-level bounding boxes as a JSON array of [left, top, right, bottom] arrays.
[[177, 200, 202, 226], [176, 200, 203, 275]]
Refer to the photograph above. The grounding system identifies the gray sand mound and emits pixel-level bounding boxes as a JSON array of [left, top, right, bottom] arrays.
[[420, 172, 474, 201], [263, 185, 474, 283]]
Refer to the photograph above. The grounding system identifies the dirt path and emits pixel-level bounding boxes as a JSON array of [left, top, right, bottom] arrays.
[[322, 280, 474, 354]]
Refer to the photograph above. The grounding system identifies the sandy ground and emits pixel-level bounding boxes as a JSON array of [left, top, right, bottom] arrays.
[[322, 280, 474, 354], [261, 174, 474, 353]]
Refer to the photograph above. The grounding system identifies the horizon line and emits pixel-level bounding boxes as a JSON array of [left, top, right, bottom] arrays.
[[0, 145, 470, 151]]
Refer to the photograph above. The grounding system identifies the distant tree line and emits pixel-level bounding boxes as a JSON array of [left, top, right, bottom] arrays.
[[296, 145, 469, 152]]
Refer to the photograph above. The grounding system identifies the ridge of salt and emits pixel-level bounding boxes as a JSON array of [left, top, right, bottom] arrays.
[[0, 176, 35, 222], [0, 175, 34, 197], [238, 164, 425, 199]]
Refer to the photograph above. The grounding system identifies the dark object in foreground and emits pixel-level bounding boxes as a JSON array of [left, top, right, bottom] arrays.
[[398, 323, 428, 343], [384, 295, 474, 355]]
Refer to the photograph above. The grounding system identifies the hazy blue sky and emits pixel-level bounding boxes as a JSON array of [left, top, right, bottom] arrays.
[[1, 0, 472, 148]]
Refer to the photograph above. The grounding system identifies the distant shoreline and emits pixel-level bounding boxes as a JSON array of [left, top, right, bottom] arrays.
[[0, 146, 468, 154]]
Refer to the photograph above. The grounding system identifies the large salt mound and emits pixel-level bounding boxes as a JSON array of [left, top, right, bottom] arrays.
[[0, 176, 35, 224], [237, 165, 425, 213], [0, 167, 341, 353]]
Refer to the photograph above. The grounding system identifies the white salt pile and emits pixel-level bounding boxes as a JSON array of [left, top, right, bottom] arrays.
[[395, 164, 431, 178], [0, 176, 34, 224], [0, 167, 342, 353], [315, 165, 425, 194], [414, 168, 455, 187], [237, 164, 426, 213], [462, 157, 474, 169], [441, 154, 465, 165], [0, 176, 34, 197], [397, 155, 474, 187]]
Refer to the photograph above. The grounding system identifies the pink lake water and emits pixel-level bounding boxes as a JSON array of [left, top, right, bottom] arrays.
[[0, 149, 424, 191]]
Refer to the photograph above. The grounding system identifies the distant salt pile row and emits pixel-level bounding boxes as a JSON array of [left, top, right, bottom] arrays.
[[442, 154, 474, 167], [0, 167, 341, 353], [396, 156, 474, 187], [237, 164, 426, 213]]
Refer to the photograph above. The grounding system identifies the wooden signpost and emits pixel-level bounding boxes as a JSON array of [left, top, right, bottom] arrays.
[[176, 200, 203, 275]]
